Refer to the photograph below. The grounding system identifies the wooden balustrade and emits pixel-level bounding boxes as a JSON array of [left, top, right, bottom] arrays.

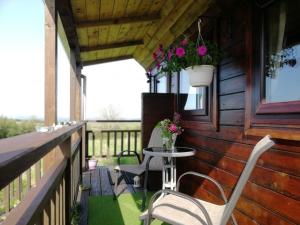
[[85, 120, 141, 158], [0, 123, 86, 225], [86, 129, 141, 158]]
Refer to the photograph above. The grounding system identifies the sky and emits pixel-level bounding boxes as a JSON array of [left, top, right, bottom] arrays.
[[0, 0, 148, 121]]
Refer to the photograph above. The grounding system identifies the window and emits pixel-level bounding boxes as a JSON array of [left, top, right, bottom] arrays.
[[177, 68, 217, 131], [179, 69, 207, 114], [245, 0, 300, 140], [156, 75, 167, 93], [264, 0, 300, 103]]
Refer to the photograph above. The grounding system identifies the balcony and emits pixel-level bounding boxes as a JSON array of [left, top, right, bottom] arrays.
[[1, 0, 300, 225]]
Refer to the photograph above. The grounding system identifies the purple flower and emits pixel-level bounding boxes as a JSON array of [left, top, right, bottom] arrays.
[[176, 47, 185, 58], [198, 45, 207, 56], [168, 50, 173, 61], [181, 39, 188, 46]]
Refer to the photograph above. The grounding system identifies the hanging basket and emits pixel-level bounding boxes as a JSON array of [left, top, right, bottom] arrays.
[[185, 65, 215, 87]]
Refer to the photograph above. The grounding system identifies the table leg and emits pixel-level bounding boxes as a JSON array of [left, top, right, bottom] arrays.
[[142, 156, 153, 210], [162, 157, 176, 191]]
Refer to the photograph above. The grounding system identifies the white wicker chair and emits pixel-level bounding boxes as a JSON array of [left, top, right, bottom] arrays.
[[140, 135, 275, 225]]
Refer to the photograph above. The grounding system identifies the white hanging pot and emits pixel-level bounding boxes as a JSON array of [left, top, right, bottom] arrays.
[[185, 65, 215, 87]]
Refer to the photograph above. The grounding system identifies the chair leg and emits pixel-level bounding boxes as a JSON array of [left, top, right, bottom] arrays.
[[113, 170, 121, 200], [143, 218, 150, 225]]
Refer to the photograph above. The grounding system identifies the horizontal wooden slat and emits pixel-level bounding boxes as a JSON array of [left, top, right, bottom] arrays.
[[192, 148, 300, 199], [220, 92, 245, 110], [0, 123, 83, 190], [220, 110, 245, 126], [180, 176, 296, 225], [80, 40, 144, 52], [219, 75, 245, 96], [2, 157, 67, 225], [179, 125, 300, 154], [182, 158, 300, 224], [181, 130, 300, 176], [82, 55, 133, 66], [219, 61, 245, 81], [76, 14, 161, 28]]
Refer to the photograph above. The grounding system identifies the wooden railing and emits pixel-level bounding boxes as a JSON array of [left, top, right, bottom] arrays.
[[85, 120, 141, 158], [0, 123, 85, 225]]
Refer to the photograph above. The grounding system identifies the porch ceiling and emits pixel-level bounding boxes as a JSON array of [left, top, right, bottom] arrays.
[[68, 0, 211, 69]]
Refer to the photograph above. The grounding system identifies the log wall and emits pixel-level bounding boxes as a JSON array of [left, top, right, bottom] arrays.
[[176, 2, 300, 225]]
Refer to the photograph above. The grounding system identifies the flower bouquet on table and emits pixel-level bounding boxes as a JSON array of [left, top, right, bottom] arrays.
[[156, 112, 184, 150]]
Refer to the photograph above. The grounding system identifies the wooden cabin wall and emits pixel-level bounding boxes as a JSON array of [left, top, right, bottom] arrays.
[[175, 2, 300, 225]]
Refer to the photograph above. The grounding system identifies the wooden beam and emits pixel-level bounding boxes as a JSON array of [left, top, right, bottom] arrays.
[[76, 14, 161, 28], [75, 66, 82, 121], [82, 55, 133, 66], [80, 40, 144, 53], [70, 49, 81, 122], [45, 0, 57, 126], [70, 50, 77, 121], [56, 0, 81, 64]]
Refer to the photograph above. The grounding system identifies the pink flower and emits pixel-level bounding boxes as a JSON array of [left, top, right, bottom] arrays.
[[181, 39, 188, 46], [156, 63, 161, 69], [152, 52, 157, 59], [159, 44, 163, 51], [168, 50, 173, 61], [168, 124, 177, 133], [198, 45, 207, 56], [176, 47, 185, 58]]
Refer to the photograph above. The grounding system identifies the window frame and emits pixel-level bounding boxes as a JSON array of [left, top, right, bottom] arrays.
[[177, 68, 218, 131], [177, 71, 208, 116], [245, 1, 300, 140]]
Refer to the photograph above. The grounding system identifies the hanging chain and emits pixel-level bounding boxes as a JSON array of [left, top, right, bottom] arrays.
[[196, 18, 206, 48]]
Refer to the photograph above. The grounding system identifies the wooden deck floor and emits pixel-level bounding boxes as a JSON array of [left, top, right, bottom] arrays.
[[77, 166, 141, 225]]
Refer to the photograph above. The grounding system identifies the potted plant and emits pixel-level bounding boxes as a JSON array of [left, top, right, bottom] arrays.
[[152, 20, 222, 87], [86, 157, 98, 170]]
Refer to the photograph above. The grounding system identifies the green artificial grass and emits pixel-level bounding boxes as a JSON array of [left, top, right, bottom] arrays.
[[88, 192, 168, 225]]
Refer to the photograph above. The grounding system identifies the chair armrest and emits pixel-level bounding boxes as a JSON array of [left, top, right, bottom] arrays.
[[177, 171, 237, 225], [177, 172, 227, 202], [117, 150, 141, 165], [147, 189, 213, 225]]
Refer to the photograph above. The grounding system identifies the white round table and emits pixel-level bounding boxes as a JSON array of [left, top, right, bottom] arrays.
[[141, 147, 195, 209]]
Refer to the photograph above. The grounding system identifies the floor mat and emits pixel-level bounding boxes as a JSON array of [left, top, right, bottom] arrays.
[[88, 192, 168, 225]]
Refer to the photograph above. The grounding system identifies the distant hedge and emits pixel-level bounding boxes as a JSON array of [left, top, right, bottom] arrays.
[[0, 117, 40, 139]]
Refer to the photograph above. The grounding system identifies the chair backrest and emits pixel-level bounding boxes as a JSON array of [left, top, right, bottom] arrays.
[[141, 126, 164, 170], [220, 135, 275, 225]]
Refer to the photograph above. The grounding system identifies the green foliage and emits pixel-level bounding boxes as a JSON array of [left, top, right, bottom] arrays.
[[0, 116, 41, 139], [71, 203, 81, 225]]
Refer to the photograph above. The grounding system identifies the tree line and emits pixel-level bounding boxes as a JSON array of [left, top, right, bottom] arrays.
[[0, 116, 40, 139]]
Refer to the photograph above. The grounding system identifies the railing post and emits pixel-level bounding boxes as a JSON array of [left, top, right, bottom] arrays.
[[58, 137, 71, 225], [107, 131, 110, 157], [114, 131, 117, 156], [100, 131, 103, 157], [82, 123, 86, 171], [127, 131, 131, 155]]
